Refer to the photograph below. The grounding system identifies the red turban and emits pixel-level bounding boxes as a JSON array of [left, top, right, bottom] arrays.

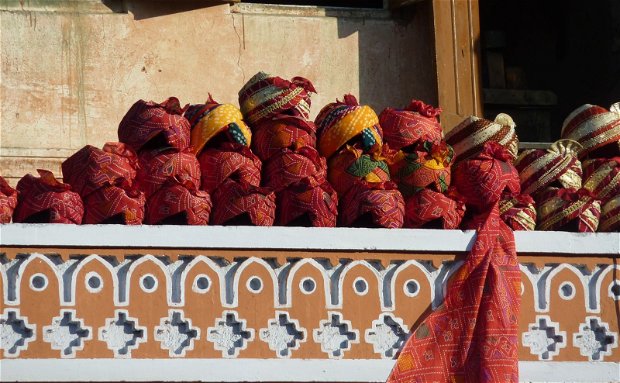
[[537, 187, 600, 232], [338, 181, 404, 228], [327, 145, 390, 195], [198, 143, 262, 194], [276, 179, 338, 227], [561, 102, 620, 158], [499, 193, 537, 231], [379, 100, 443, 151], [0, 176, 18, 224], [211, 180, 276, 226], [252, 115, 317, 161], [599, 194, 620, 232], [83, 185, 145, 225], [262, 146, 326, 191], [145, 181, 211, 225], [404, 188, 465, 229], [583, 157, 620, 203], [137, 148, 201, 199]]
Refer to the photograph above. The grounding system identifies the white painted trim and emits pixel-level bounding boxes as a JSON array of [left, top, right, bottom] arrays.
[[1, 359, 618, 382]]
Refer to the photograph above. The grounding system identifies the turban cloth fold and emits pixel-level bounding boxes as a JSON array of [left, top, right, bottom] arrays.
[[537, 187, 600, 232], [211, 179, 276, 226], [262, 146, 326, 191], [0, 176, 18, 223], [276, 179, 338, 227], [83, 185, 145, 225], [583, 157, 620, 203], [404, 188, 465, 229], [145, 181, 211, 225], [239, 72, 316, 125], [379, 99, 443, 151], [452, 142, 521, 212], [184, 95, 252, 155], [118, 97, 190, 152], [561, 102, 620, 158], [446, 113, 519, 163], [387, 140, 454, 197], [252, 115, 317, 161], [137, 148, 201, 199], [13, 170, 83, 224], [327, 145, 390, 195], [515, 139, 583, 196], [338, 181, 404, 228], [198, 143, 262, 194], [62, 142, 138, 197], [499, 193, 537, 231], [315, 94, 383, 159], [599, 194, 620, 232]]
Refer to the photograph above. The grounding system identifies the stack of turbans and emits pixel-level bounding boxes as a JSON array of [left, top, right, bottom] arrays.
[[183, 94, 269, 226], [316, 94, 404, 228], [118, 97, 211, 225], [239, 72, 336, 227], [381, 100, 461, 229]]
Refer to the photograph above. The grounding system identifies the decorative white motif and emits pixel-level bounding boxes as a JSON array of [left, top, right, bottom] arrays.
[[98, 310, 146, 358], [42, 309, 92, 358], [154, 310, 199, 357], [207, 311, 254, 358], [313, 312, 359, 359], [365, 313, 409, 359], [573, 316, 618, 361], [607, 279, 620, 301], [259, 311, 306, 358], [0, 309, 35, 358], [522, 315, 566, 360]]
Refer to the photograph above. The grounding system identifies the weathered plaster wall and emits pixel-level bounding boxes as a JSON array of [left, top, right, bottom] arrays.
[[0, 1, 437, 185]]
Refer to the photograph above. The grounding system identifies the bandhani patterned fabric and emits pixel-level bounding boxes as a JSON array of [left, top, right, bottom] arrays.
[[315, 94, 383, 159], [583, 157, 620, 203], [118, 97, 190, 152], [388, 142, 521, 383], [252, 115, 317, 161], [62, 142, 138, 197], [262, 146, 326, 191], [452, 142, 521, 213], [499, 193, 537, 231], [379, 99, 443, 151], [536, 187, 600, 232], [598, 194, 620, 232], [0, 176, 18, 224], [327, 145, 390, 195], [561, 102, 620, 158], [198, 143, 262, 194], [211, 179, 276, 226], [338, 181, 404, 228], [145, 181, 211, 225], [403, 188, 465, 229], [446, 113, 519, 164], [137, 148, 201, 199], [184, 95, 252, 155], [515, 139, 583, 196], [83, 185, 145, 225], [239, 72, 316, 125], [13, 170, 83, 224], [276, 179, 338, 227], [387, 140, 454, 197]]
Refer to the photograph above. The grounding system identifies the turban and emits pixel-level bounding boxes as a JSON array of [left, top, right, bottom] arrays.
[[184, 95, 252, 155], [13, 170, 83, 224], [379, 100, 443, 151], [252, 115, 317, 161], [0, 176, 18, 224], [537, 187, 600, 232], [338, 181, 404, 228], [145, 181, 211, 225], [599, 194, 620, 232], [211, 179, 276, 226], [262, 146, 326, 191], [316, 94, 383, 159], [387, 140, 454, 197], [583, 157, 620, 203], [137, 148, 201, 199], [499, 193, 537, 231], [118, 97, 190, 152], [83, 186, 145, 225], [452, 141, 520, 212], [446, 113, 519, 163], [276, 179, 338, 227], [239, 72, 316, 125], [198, 143, 262, 194], [561, 102, 620, 158], [404, 188, 465, 229], [327, 145, 390, 195], [515, 139, 583, 196], [62, 142, 138, 197]]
